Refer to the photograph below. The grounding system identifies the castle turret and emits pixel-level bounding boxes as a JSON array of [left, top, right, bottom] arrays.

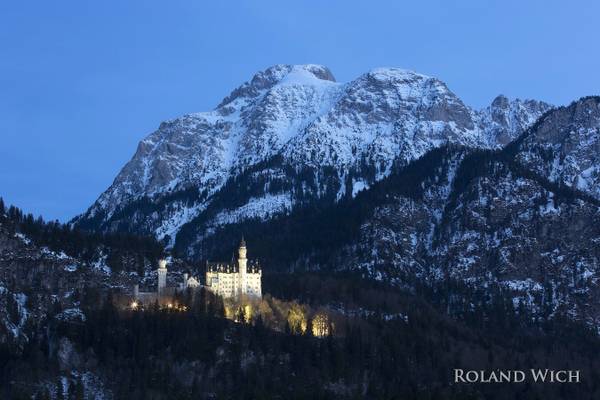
[[182, 272, 189, 290], [238, 237, 247, 295], [238, 236, 247, 259], [157, 259, 167, 294]]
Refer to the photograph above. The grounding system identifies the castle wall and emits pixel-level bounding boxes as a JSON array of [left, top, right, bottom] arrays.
[[245, 272, 262, 297], [205, 270, 261, 298], [206, 270, 240, 298]]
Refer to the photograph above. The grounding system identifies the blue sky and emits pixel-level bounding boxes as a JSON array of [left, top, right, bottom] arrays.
[[1, 0, 598, 221]]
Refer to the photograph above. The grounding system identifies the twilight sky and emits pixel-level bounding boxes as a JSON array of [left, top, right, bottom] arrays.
[[1, 0, 598, 221]]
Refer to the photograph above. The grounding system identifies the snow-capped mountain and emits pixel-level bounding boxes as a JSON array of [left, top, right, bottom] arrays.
[[135, 95, 598, 329], [174, 97, 600, 327], [74, 64, 550, 250], [515, 96, 600, 199]]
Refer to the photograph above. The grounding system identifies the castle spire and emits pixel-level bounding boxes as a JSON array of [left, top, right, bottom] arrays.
[[238, 236, 248, 295]]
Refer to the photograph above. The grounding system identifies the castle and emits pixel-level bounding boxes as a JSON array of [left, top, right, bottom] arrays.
[[205, 237, 262, 298], [133, 238, 261, 306]]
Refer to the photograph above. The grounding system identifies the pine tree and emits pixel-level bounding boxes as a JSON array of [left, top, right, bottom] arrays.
[[305, 317, 313, 337], [36, 388, 52, 400], [7, 295, 20, 325], [56, 379, 65, 400], [236, 306, 246, 323], [73, 377, 84, 400]]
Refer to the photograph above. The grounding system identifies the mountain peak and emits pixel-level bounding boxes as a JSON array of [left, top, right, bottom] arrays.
[[218, 64, 336, 108], [249, 64, 336, 87], [367, 67, 432, 82], [514, 95, 600, 199], [491, 94, 510, 108]]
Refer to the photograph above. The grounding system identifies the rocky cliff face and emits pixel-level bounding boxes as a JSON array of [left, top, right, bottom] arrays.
[[514, 96, 600, 200], [320, 98, 600, 328], [354, 149, 600, 323], [74, 64, 551, 250]]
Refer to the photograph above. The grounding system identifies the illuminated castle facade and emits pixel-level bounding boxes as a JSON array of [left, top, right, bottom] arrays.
[[132, 238, 261, 305], [205, 238, 262, 298]]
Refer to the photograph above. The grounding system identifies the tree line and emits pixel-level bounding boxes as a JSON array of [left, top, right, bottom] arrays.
[[0, 197, 164, 274]]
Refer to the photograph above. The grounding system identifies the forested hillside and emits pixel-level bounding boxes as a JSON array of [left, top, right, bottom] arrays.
[[3, 271, 600, 399]]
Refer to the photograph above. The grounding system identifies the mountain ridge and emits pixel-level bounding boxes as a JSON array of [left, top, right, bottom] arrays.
[[74, 64, 552, 248]]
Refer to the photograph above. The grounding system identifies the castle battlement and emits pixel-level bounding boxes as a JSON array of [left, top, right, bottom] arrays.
[[206, 259, 261, 274]]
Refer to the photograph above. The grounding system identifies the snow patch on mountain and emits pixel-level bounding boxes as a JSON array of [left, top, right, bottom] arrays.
[[352, 180, 369, 196], [0, 289, 29, 342], [153, 202, 207, 245], [211, 193, 292, 228]]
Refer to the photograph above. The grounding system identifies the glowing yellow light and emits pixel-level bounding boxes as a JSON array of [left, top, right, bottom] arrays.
[[244, 304, 253, 323], [312, 313, 332, 337], [224, 305, 234, 319], [287, 303, 307, 334], [131, 301, 138, 310], [167, 303, 173, 308]]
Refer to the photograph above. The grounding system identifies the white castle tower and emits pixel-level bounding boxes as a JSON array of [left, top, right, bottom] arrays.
[[238, 237, 247, 296], [157, 259, 167, 294]]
